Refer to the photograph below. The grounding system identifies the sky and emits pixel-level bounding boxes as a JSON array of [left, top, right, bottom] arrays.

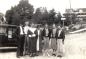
[[0, 0, 86, 14]]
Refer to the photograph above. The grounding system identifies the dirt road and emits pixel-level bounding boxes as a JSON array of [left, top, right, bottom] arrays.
[[1, 32, 86, 59]]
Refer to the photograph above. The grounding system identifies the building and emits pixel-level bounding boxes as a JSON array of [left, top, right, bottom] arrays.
[[64, 8, 86, 18], [63, 8, 86, 25]]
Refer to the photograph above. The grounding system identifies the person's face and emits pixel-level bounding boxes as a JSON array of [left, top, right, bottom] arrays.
[[37, 26, 40, 30], [53, 24, 56, 28], [20, 24, 22, 26], [25, 22, 29, 26], [31, 23, 34, 27], [58, 26, 61, 30], [45, 24, 48, 28]]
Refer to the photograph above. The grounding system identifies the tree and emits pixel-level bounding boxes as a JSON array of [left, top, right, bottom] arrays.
[[32, 7, 49, 24], [48, 9, 57, 24], [33, 8, 59, 25], [63, 13, 77, 26], [5, 0, 34, 25], [32, 8, 42, 24], [56, 12, 62, 24], [5, 9, 13, 24], [0, 12, 6, 24], [42, 8, 49, 24]]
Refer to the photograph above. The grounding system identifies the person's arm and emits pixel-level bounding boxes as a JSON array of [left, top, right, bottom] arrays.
[[23, 27, 26, 35], [56, 29, 58, 39], [27, 30, 32, 37], [62, 30, 65, 44], [63, 30, 65, 39], [42, 28, 44, 37], [16, 27, 20, 36], [41, 30, 44, 40], [49, 29, 52, 38]]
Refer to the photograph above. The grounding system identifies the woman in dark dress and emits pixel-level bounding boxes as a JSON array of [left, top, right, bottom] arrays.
[[27, 23, 36, 57]]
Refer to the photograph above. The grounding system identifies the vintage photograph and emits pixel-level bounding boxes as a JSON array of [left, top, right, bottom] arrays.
[[0, 0, 86, 59]]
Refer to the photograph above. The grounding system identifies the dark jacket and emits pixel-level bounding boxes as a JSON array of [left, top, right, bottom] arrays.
[[42, 28, 51, 38], [15, 26, 24, 37], [15, 27, 20, 40], [27, 29, 33, 36], [57, 29, 65, 40], [50, 28, 58, 39]]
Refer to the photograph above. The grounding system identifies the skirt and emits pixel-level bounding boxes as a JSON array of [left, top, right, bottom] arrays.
[[43, 37, 49, 50], [50, 38, 57, 50], [56, 39, 64, 56], [30, 37, 36, 53]]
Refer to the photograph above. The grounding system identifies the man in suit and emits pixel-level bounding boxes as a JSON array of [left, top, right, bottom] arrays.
[[16, 24, 25, 58]]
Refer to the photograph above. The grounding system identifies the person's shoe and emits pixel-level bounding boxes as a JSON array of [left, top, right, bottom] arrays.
[[30, 53, 34, 57], [29, 53, 32, 57], [47, 53, 50, 56], [30, 53, 33, 57], [52, 54, 56, 56], [17, 56, 20, 58], [34, 53, 38, 56], [28, 53, 30, 55], [23, 52, 26, 56], [20, 54, 23, 56], [57, 55, 62, 58]]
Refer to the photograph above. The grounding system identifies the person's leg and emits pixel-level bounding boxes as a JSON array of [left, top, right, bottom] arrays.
[[57, 39, 63, 57], [23, 35, 27, 55], [30, 38, 36, 57], [26, 35, 29, 55], [0, 35, 2, 46], [46, 37, 50, 56], [43, 37, 46, 56], [29, 37, 33, 57], [17, 47, 21, 58], [56, 39, 60, 56], [51, 38, 57, 56], [22, 35, 25, 55], [16, 38, 21, 58], [59, 39, 64, 57], [20, 35, 25, 56]]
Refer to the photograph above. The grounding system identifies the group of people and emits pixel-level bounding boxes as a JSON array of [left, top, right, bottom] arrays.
[[16, 21, 65, 58]]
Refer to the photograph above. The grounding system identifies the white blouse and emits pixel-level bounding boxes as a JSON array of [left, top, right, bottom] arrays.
[[24, 26, 30, 34]]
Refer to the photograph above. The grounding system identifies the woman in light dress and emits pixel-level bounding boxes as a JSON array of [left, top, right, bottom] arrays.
[[49, 24, 57, 56], [42, 24, 50, 56]]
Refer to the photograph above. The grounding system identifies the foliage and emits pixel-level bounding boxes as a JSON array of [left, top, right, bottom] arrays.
[[33, 8, 61, 25], [5, 0, 34, 25], [5, 0, 62, 25], [63, 13, 77, 26]]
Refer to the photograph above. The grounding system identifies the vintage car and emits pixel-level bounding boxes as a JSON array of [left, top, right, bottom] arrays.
[[0, 24, 18, 47]]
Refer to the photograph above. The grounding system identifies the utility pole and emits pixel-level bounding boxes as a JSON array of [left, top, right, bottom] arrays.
[[69, 0, 72, 9], [69, 0, 73, 25], [20, 0, 29, 3]]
